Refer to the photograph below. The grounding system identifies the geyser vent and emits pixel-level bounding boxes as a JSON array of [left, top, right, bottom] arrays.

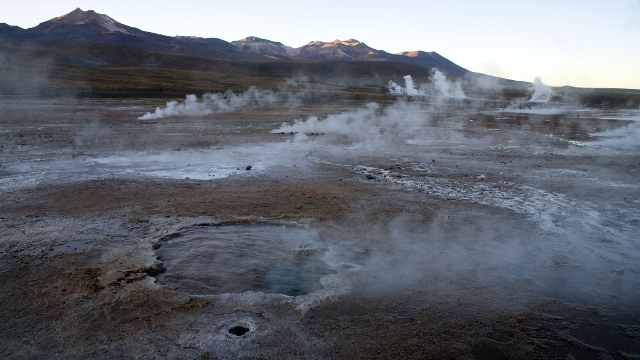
[[228, 324, 251, 337]]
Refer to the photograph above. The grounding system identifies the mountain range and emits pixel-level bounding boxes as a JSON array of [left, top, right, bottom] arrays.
[[0, 8, 468, 76]]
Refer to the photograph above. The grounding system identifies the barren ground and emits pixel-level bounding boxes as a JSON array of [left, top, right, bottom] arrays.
[[1, 97, 639, 359]]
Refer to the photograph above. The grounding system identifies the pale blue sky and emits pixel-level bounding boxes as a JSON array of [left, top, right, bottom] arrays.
[[2, 0, 639, 89]]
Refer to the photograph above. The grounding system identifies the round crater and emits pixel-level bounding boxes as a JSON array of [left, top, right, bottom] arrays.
[[229, 325, 250, 336], [153, 223, 333, 296], [228, 323, 251, 337], [224, 320, 256, 338]]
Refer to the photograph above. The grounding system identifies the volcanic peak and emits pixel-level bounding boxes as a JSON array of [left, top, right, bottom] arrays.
[[2, 8, 469, 75], [34, 8, 131, 34], [305, 39, 368, 48], [231, 36, 292, 58], [333, 38, 364, 46], [397, 50, 444, 58], [237, 36, 283, 45], [397, 50, 423, 57]]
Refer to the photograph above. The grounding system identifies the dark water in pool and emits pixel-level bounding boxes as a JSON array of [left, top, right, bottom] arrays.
[[154, 224, 333, 296]]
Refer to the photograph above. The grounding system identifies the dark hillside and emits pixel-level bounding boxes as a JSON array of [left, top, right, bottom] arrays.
[[0, 43, 428, 98]]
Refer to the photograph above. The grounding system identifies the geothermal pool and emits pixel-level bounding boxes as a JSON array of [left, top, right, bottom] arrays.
[[1, 93, 639, 358], [154, 223, 333, 296]]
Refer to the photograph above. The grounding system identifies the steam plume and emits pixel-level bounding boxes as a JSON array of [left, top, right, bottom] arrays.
[[271, 101, 432, 147], [592, 122, 640, 147], [430, 69, 466, 98], [529, 77, 554, 102], [388, 71, 466, 98], [388, 75, 424, 96], [502, 77, 562, 113], [138, 82, 311, 120], [139, 94, 212, 119]]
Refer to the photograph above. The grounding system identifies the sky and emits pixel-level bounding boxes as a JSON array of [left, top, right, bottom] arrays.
[[2, 0, 639, 89]]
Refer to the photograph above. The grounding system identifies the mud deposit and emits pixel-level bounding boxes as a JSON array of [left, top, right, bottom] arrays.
[[1, 97, 639, 359]]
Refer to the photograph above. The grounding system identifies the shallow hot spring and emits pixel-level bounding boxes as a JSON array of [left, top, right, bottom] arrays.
[[153, 224, 333, 296]]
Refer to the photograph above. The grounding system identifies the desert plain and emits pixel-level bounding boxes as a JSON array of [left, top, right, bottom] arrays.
[[1, 87, 640, 359]]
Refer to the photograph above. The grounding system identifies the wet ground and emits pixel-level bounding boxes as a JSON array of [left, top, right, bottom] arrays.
[[1, 96, 639, 359]]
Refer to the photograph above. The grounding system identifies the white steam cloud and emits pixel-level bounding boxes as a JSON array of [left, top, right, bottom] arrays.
[[388, 71, 466, 98], [529, 77, 554, 103], [591, 122, 640, 147], [139, 94, 212, 119], [388, 75, 424, 96], [139, 88, 279, 120], [271, 101, 436, 147], [430, 69, 466, 98], [502, 77, 562, 114], [138, 77, 313, 120]]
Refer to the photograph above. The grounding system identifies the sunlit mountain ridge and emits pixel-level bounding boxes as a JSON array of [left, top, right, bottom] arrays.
[[0, 8, 467, 75]]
